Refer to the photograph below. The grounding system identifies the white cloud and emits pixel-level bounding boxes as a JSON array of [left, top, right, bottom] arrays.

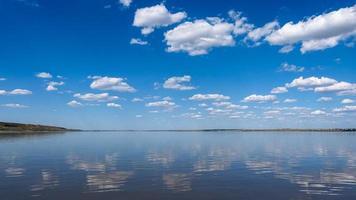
[[74, 93, 118, 102], [131, 98, 143, 102], [181, 112, 203, 119], [338, 89, 356, 96], [162, 96, 173, 101], [145, 100, 176, 110], [286, 76, 337, 88], [46, 81, 64, 91], [242, 94, 277, 103], [271, 86, 288, 94], [278, 45, 294, 53], [264, 110, 281, 115], [119, 0, 132, 7], [107, 103, 122, 109], [0, 77, 6, 81], [163, 75, 195, 90], [212, 101, 248, 109], [245, 21, 279, 43], [130, 38, 148, 45], [266, 5, 356, 53], [284, 98, 297, 103], [311, 110, 326, 115], [300, 36, 342, 53], [341, 98, 354, 104], [9, 89, 32, 95], [333, 105, 356, 112], [286, 76, 356, 95], [189, 94, 230, 101], [164, 18, 235, 56], [90, 76, 136, 92], [279, 62, 304, 72], [136, 115, 143, 118], [0, 89, 33, 95], [206, 107, 233, 116], [317, 97, 333, 102], [314, 81, 356, 93], [228, 10, 254, 35], [133, 4, 187, 35], [67, 100, 83, 107], [36, 72, 52, 79], [1, 103, 28, 108]]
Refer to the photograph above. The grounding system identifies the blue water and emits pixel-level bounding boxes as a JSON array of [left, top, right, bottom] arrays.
[[1, 131, 356, 199]]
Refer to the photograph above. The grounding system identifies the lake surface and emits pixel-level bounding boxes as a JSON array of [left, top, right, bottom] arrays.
[[1, 131, 356, 200]]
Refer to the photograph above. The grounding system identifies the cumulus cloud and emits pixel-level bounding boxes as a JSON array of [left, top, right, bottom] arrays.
[[107, 103, 122, 109], [1, 103, 28, 108], [133, 4, 187, 35], [266, 5, 356, 53], [189, 94, 230, 101], [338, 89, 356, 96], [311, 110, 326, 115], [74, 93, 118, 102], [242, 94, 277, 103], [333, 105, 356, 112], [286, 76, 337, 89], [10, 89, 32, 95], [164, 18, 235, 56], [162, 96, 173, 101], [67, 100, 83, 107], [145, 100, 177, 110], [271, 86, 288, 94], [264, 110, 281, 115], [90, 76, 136, 92], [279, 62, 305, 72], [0, 89, 32, 95], [300, 36, 343, 53], [341, 98, 354, 104], [183, 113, 203, 119], [131, 98, 143, 102], [206, 107, 234, 116], [284, 98, 297, 103], [244, 21, 279, 44], [163, 75, 195, 90], [278, 45, 294, 53], [46, 81, 64, 91], [212, 101, 248, 109], [228, 10, 254, 35], [119, 0, 132, 7], [314, 81, 356, 93], [130, 38, 148, 45], [36, 72, 52, 79], [317, 97, 333, 102], [286, 76, 356, 95]]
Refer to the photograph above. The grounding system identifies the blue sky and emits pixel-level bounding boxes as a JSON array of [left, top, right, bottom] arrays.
[[0, 0, 356, 130]]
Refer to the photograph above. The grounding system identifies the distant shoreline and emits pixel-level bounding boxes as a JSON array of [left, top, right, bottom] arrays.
[[0, 121, 77, 133]]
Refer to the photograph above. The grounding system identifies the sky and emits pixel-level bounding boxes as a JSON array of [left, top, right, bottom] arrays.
[[0, 0, 356, 130]]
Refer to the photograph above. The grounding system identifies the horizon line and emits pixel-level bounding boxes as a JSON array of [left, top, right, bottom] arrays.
[[79, 128, 356, 132]]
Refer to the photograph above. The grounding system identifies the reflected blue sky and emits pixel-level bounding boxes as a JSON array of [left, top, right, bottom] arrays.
[[1, 131, 356, 199]]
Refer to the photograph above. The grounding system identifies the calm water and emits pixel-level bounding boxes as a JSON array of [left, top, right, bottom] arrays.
[[1, 131, 356, 200]]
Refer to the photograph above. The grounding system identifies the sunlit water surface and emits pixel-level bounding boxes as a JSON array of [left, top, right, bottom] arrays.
[[1, 131, 356, 200]]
